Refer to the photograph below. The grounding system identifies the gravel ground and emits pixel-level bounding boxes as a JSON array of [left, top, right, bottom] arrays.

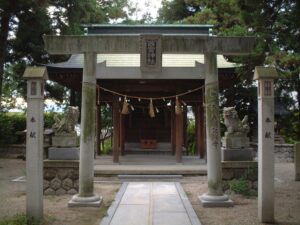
[[0, 158, 299, 225]]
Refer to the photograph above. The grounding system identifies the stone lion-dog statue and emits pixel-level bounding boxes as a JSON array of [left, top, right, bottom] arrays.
[[52, 106, 79, 134], [223, 106, 249, 137]]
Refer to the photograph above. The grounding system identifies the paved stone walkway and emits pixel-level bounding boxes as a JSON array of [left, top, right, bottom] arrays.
[[100, 182, 201, 225]]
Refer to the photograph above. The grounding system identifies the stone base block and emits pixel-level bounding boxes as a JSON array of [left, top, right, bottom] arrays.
[[48, 147, 79, 160], [222, 136, 249, 149], [52, 135, 79, 147], [68, 194, 102, 207], [199, 194, 233, 207], [222, 147, 253, 161]]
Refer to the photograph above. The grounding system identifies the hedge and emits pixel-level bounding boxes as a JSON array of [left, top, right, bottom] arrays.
[[0, 112, 61, 145]]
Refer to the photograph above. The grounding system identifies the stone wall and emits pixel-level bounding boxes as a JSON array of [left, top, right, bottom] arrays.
[[44, 160, 79, 195], [250, 143, 294, 163], [222, 161, 258, 190], [274, 144, 294, 162]]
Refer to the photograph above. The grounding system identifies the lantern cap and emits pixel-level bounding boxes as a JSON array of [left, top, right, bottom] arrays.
[[253, 66, 278, 80], [23, 66, 48, 80]]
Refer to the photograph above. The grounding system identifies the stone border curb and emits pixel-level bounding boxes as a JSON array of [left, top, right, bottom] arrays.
[[100, 182, 129, 225], [175, 182, 202, 225]]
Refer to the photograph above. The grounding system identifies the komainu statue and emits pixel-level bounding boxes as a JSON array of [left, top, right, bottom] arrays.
[[223, 107, 250, 138], [52, 106, 79, 134]]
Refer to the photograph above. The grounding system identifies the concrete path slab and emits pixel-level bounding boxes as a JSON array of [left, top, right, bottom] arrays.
[[100, 182, 201, 225]]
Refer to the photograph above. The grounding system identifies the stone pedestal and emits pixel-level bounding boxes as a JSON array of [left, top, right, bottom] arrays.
[[295, 143, 300, 181], [52, 133, 79, 147], [222, 148, 253, 161], [199, 194, 233, 207], [48, 147, 79, 160], [222, 136, 249, 149], [68, 195, 102, 207], [50, 132, 79, 160]]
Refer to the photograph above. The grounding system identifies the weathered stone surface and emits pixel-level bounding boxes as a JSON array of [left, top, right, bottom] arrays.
[[50, 178, 61, 190], [67, 189, 78, 195], [44, 169, 56, 180], [62, 178, 73, 190], [247, 169, 258, 182], [67, 169, 79, 180], [52, 106, 79, 134], [222, 170, 234, 180], [44, 180, 50, 190], [57, 169, 68, 180], [74, 179, 79, 190], [48, 147, 79, 160], [234, 169, 245, 178], [51, 136, 79, 147], [222, 148, 253, 161], [56, 188, 66, 195], [44, 188, 55, 195]]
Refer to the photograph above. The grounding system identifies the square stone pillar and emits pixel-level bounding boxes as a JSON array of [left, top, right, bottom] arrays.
[[23, 67, 48, 220], [295, 143, 300, 181], [199, 53, 233, 207], [254, 66, 278, 223], [69, 52, 102, 207]]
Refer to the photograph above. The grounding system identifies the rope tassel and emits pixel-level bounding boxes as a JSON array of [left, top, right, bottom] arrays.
[[121, 97, 130, 114], [175, 96, 182, 115], [149, 99, 155, 118]]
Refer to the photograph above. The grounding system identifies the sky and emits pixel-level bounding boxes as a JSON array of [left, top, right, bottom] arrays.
[[128, 0, 162, 20]]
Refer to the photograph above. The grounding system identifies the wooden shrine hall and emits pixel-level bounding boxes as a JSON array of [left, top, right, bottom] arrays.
[[45, 25, 241, 162]]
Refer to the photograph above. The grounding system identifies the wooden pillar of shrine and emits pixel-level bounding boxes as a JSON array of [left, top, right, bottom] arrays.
[[195, 103, 200, 156], [183, 105, 188, 149], [199, 98, 205, 158], [171, 101, 176, 155], [120, 114, 125, 156], [96, 103, 101, 156], [175, 111, 183, 163], [112, 96, 120, 163]]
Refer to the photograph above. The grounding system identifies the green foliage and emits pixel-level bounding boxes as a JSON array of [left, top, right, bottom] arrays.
[[44, 112, 62, 128], [0, 213, 48, 225], [158, 0, 300, 141], [228, 179, 256, 197], [0, 112, 26, 145], [227, 167, 257, 197], [0, 112, 62, 145], [186, 119, 196, 155], [101, 138, 112, 155]]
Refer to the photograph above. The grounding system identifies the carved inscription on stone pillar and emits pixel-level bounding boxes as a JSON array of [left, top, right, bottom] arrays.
[[140, 35, 162, 72], [205, 82, 221, 151]]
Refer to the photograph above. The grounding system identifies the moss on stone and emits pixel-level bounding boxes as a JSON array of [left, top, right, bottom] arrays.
[[82, 84, 96, 143]]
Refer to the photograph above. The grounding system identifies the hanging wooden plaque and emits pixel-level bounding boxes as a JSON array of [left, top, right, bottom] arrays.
[[140, 35, 162, 72]]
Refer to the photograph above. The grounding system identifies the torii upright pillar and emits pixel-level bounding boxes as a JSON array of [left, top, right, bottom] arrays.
[[69, 52, 102, 207], [199, 53, 233, 207]]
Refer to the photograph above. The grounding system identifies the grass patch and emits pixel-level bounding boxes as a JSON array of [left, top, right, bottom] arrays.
[[0, 214, 55, 225]]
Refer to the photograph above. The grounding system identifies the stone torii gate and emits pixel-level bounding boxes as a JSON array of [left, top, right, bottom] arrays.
[[42, 34, 255, 208]]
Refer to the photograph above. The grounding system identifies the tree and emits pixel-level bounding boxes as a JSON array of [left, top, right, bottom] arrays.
[[158, 0, 300, 141], [0, 0, 132, 111], [0, 0, 53, 110]]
